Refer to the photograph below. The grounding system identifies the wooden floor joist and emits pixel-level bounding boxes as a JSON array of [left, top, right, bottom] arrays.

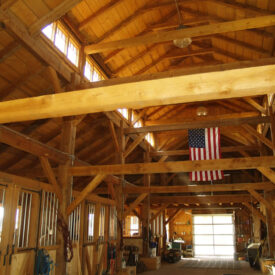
[[1, 61, 275, 123], [69, 156, 275, 176]]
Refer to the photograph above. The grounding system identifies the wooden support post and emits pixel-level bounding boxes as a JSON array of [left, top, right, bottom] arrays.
[[56, 118, 76, 274], [265, 190, 275, 257], [141, 146, 151, 256], [114, 119, 125, 272]]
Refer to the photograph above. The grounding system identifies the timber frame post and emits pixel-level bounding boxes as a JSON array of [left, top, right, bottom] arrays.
[[114, 119, 125, 272], [141, 144, 151, 256], [267, 106, 275, 257], [56, 117, 77, 274]]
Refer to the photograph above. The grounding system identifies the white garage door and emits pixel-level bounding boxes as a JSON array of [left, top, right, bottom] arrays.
[[193, 214, 235, 258]]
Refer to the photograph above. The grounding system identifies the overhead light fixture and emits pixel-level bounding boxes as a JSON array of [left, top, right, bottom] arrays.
[[196, 106, 208, 116], [173, 25, 192, 49], [173, 0, 192, 49]]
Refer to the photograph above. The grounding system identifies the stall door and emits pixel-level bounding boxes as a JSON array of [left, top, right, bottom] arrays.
[[193, 214, 235, 258], [0, 184, 40, 275]]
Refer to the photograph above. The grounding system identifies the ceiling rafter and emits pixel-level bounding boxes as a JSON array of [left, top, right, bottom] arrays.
[[78, 0, 124, 30], [103, 9, 178, 64]]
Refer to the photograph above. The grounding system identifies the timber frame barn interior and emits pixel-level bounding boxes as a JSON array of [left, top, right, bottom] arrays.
[[0, 0, 275, 274]]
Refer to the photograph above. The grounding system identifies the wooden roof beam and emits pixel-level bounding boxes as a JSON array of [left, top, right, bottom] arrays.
[[123, 193, 148, 218], [125, 115, 270, 134], [243, 202, 266, 224], [0, 9, 73, 82], [2, 59, 275, 123], [151, 194, 257, 204], [124, 182, 274, 194], [151, 145, 260, 157], [248, 189, 275, 212], [244, 97, 267, 114], [0, 125, 72, 164], [242, 125, 273, 150], [28, 0, 82, 36], [69, 156, 275, 176], [85, 15, 275, 53]]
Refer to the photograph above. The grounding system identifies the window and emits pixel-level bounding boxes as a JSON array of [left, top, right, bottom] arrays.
[[42, 23, 54, 40], [87, 203, 95, 241], [99, 206, 105, 240], [84, 58, 104, 82], [42, 22, 79, 67], [109, 206, 117, 240], [54, 27, 66, 53], [130, 216, 139, 236]]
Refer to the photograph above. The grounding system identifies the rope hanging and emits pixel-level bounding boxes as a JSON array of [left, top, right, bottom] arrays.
[[57, 211, 73, 262]]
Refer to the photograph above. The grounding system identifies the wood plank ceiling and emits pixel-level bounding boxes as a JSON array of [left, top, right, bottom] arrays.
[[0, 0, 274, 204]]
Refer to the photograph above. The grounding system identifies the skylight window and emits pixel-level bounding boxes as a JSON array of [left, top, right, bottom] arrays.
[[42, 22, 79, 67], [42, 23, 54, 40], [67, 41, 78, 65], [54, 27, 66, 53], [84, 58, 104, 82]]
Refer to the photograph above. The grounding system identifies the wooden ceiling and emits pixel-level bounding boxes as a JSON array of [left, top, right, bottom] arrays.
[[0, 0, 275, 205]]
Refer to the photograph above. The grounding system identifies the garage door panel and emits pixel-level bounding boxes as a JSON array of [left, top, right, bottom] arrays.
[[214, 245, 234, 255], [194, 235, 213, 245], [214, 235, 234, 245], [195, 245, 214, 255], [213, 215, 232, 224], [213, 224, 234, 234], [193, 215, 212, 224], [193, 214, 235, 258], [194, 224, 213, 234]]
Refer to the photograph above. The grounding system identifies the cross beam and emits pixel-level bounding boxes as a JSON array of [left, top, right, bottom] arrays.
[[1, 60, 275, 123], [69, 156, 275, 176]]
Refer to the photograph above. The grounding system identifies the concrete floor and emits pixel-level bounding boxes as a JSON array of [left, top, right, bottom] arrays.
[[142, 259, 263, 275]]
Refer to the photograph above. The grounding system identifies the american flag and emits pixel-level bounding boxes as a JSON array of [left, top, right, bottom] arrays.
[[188, 127, 223, 181]]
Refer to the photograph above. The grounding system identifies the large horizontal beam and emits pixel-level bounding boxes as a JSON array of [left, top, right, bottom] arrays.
[[85, 15, 275, 53], [69, 156, 275, 176], [0, 125, 71, 164], [124, 114, 270, 134], [1, 60, 275, 123], [151, 145, 260, 157], [123, 182, 274, 194], [150, 194, 257, 204]]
